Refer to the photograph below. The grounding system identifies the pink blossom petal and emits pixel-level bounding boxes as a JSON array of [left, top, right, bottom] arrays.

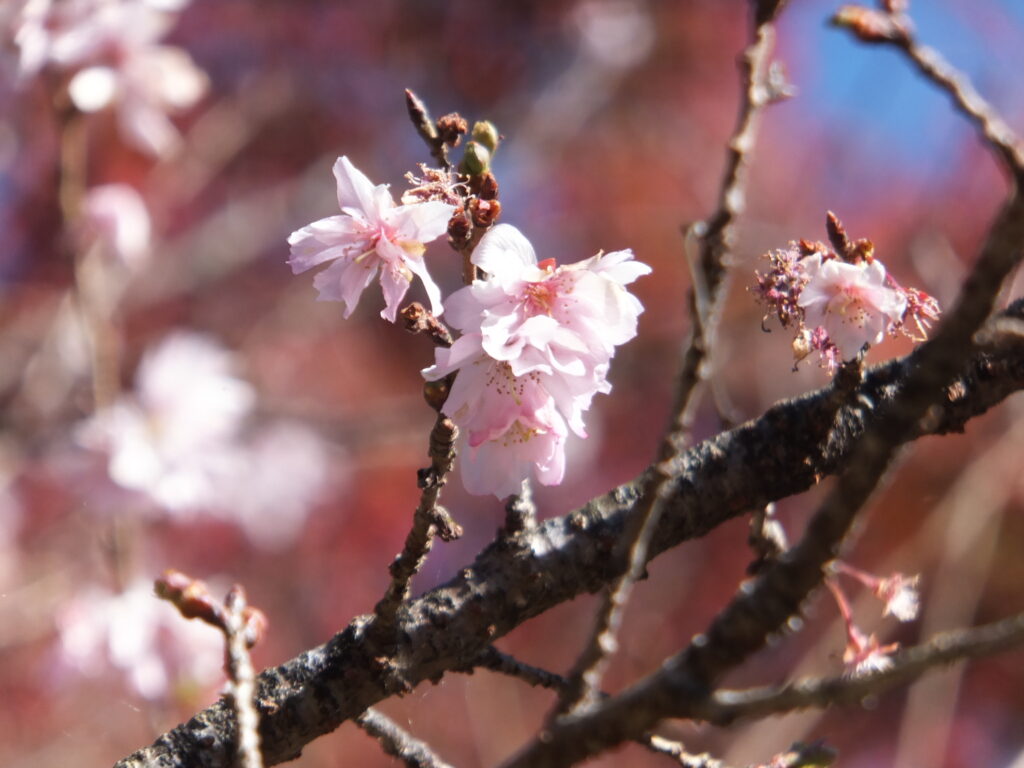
[[312, 257, 378, 317], [287, 217, 364, 273]]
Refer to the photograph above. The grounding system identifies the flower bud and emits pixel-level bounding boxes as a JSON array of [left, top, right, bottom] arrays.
[[447, 209, 472, 244], [470, 171, 499, 200], [471, 120, 500, 153], [460, 141, 491, 176], [469, 198, 502, 228]]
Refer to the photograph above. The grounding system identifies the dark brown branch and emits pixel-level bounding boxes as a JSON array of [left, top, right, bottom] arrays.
[[833, 6, 1024, 176], [695, 609, 1024, 724], [113, 301, 1024, 767], [497, 184, 1024, 767], [356, 708, 455, 768], [473, 647, 727, 766]]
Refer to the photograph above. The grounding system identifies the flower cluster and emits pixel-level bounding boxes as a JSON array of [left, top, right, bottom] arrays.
[[754, 231, 940, 374], [828, 562, 921, 677], [423, 224, 650, 497], [12, 0, 207, 156], [288, 156, 649, 498], [56, 577, 224, 700], [77, 332, 331, 548]]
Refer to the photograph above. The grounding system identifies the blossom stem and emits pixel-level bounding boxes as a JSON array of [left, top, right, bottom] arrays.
[[372, 416, 463, 632], [57, 104, 121, 411]]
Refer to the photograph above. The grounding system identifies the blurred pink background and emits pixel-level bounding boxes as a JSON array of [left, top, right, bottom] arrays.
[[2, 1, 1023, 766]]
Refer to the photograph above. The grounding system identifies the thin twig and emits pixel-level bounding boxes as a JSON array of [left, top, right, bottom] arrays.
[[664, 0, 791, 459], [553, 463, 673, 715], [499, 176, 1024, 768], [224, 587, 264, 768], [401, 302, 454, 347], [373, 416, 462, 631], [474, 647, 728, 767], [694, 608, 1024, 724], [58, 106, 122, 412], [356, 708, 456, 768], [556, 0, 791, 720], [833, 5, 1024, 176], [155, 572, 267, 768], [405, 89, 449, 169]]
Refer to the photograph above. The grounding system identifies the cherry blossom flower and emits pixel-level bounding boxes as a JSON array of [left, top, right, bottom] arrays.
[[78, 183, 151, 267], [444, 224, 650, 380], [797, 253, 906, 359], [78, 332, 255, 513], [13, 0, 207, 156], [425, 334, 573, 497], [423, 226, 648, 497], [287, 156, 455, 322], [755, 225, 940, 374], [74, 331, 334, 547], [56, 577, 224, 700]]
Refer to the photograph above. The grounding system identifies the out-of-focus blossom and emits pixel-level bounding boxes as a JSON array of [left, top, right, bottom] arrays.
[[78, 183, 151, 267], [0, 450, 21, 589], [842, 625, 899, 678], [875, 572, 921, 622], [78, 332, 255, 512], [75, 331, 334, 548], [423, 226, 648, 497], [797, 254, 906, 358], [287, 156, 455, 322], [223, 422, 332, 551], [56, 578, 224, 700], [12, 0, 207, 156]]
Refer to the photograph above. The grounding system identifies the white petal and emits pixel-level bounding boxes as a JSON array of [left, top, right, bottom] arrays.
[[333, 156, 390, 220], [391, 201, 455, 243], [473, 224, 537, 277]]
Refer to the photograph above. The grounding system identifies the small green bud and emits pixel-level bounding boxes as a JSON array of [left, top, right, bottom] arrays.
[[471, 121, 500, 153], [460, 141, 491, 176]]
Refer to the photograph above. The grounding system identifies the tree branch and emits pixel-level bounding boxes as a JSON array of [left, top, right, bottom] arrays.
[[497, 181, 1024, 766], [696, 608, 1024, 724], [355, 708, 455, 768], [114, 294, 1024, 767]]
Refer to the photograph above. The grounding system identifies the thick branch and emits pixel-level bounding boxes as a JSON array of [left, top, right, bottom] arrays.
[[499, 186, 1024, 766], [114, 297, 1024, 767]]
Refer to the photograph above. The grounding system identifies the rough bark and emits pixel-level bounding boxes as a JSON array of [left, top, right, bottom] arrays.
[[115, 300, 1024, 768]]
